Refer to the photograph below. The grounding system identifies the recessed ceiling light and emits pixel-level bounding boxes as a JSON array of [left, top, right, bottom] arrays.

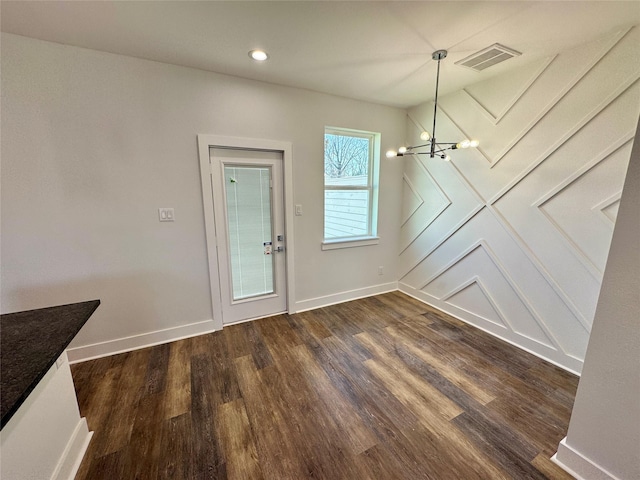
[[249, 49, 269, 61]]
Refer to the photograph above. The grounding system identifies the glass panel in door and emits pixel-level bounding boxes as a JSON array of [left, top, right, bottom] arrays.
[[224, 165, 274, 301]]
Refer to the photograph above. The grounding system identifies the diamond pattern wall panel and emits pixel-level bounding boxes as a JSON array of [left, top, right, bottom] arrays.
[[444, 279, 506, 329], [464, 56, 553, 124], [400, 157, 450, 248], [399, 27, 640, 373]]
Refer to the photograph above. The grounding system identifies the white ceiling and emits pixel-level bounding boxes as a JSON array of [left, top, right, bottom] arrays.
[[2, 1, 639, 108]]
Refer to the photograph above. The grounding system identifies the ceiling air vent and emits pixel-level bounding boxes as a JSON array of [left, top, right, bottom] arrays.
[[455, 43, 521, 71]]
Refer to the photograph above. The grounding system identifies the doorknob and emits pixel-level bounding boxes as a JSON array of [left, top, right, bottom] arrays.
[[275, 246, 285, 253]]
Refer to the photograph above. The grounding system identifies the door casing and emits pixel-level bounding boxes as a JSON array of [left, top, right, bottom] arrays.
[[197, 135, 296, 330]]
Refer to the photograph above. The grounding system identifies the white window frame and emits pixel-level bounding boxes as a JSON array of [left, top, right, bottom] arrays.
[[322, 127, 380, 250]]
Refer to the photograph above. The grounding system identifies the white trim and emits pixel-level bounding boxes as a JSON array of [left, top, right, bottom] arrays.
[[197, 136, 224, 330], [321, 236, 379, 250], [420, 237, 562, 351], [488, 70, 638, 201], [437, 103, 494, 166], [398, 282, 582, 376], [441, 275, 509, 330], [0, 362, 91, 480], [70, 282, 392, 361], [294, 282, 398, 313], [398, 155, 452, 254], [463, 55, 555, 125], [399, 203, 484, 278], [592, 191, 622, 227], [534, 135, 634, 280], [400, 173, 425, 226], [552, 437, 622, 480], [488, 205, 592, 333], [489, 28, 630, 168], [197, 134, 296, 326], [67, 319, 218, 363], [51, 419, 93, 480]]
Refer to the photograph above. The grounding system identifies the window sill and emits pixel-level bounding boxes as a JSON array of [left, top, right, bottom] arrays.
[[321, 236, 380, 250]]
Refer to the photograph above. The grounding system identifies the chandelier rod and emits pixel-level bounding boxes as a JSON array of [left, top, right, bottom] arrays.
[[431, 57, 440, 157], [430, 49, 447, 158], [385, 49, 479, 161]]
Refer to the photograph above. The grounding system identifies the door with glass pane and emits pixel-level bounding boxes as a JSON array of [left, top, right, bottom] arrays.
[[210, 148, 287, 324]]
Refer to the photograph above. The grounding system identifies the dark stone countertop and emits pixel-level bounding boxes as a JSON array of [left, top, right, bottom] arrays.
[[1, 300, 100, 429]]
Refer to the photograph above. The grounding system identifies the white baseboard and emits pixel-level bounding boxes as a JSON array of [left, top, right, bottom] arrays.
[[68, 283, 397, 363], [552, 437, 621, 480], [67, 319, 219, 364], [398, 283, 582, 376], [294, 282, 398, 313], [52, 418, 93, 480]]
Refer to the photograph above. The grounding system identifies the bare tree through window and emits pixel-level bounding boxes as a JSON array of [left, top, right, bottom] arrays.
[[324, 134, 369, 181]]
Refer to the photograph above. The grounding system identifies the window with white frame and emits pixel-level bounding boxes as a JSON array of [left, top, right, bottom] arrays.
[[323, 127, 379, 243]]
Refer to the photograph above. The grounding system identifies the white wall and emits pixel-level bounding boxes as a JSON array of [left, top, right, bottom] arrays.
[[553, 111, 640, 480], [0, 33, 405, 357], [1, 354, 92, 480], [399, 27, 640, 373]]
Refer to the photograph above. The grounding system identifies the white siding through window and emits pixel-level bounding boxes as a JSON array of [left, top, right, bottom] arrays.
[[323, 128, 379, 241]]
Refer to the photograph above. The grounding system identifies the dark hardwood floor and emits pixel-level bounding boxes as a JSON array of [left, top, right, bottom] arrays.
[[71, 291, 578, 479]]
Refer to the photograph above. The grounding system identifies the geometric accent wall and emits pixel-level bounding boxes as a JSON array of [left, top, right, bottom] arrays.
[[399, 27, 640, 374]]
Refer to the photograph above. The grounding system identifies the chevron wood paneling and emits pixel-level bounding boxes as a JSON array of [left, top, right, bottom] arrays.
[[442, 277, 507, 329], [535, 138, 633, 276], [464, 56, 554, 125], [401, 174, 424, 225], [400, 159, 450, 245], [399, 27, 640, 373], [593, 194, 621, 225]]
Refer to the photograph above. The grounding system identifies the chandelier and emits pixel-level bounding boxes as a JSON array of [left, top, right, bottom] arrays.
[[386, 50, 478, 161]]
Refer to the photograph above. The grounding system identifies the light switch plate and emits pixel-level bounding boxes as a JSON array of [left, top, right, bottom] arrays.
[[159, 208, 175, 222], [295, 204, 303, 216]]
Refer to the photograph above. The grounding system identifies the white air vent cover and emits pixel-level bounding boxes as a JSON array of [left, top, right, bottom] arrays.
[[455, 44, 521, 71]]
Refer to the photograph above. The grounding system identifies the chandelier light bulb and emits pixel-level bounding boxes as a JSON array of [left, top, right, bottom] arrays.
[[383, 51, 479, 162]]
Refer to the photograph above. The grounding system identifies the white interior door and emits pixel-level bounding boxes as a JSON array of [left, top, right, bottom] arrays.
[[209, 148, 287, 324]]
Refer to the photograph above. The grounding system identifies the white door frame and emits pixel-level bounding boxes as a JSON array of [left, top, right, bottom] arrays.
[[197, 134, 296, 330]]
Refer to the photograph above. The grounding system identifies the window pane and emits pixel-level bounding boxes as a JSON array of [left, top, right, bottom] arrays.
[[225, 166, 274, 300], [323, 127, 379, 242], [324, 175, 369, 187], [324, 133, 370, 186], [324, 189, 370, 238]]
